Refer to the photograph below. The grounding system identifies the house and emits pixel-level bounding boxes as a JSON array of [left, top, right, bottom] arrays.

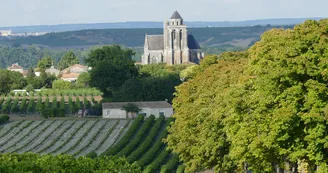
[[61, 64, 89, 82], [102, 101, 173, 119], [61, 73, 80, 82], [45, 66, 60, 76], [7, 63, 24, 73], [62, 64, 89, 74]]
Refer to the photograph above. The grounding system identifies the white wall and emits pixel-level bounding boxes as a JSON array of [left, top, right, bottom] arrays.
[[103, 109, 126, 119], [102, 107, 173, 119]]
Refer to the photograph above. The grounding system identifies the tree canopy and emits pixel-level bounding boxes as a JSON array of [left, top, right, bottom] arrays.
[[166, 19, 328, 173], [37, 55, 53, 70], [86, 45, 138, 97], [58, 51, 79, 70]]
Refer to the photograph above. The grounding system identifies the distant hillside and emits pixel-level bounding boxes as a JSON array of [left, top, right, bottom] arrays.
[[0, 18, 322, 33], [0, 25, 294, 49]]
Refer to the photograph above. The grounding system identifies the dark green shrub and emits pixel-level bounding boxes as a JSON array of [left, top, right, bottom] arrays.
[[0, 114, 9, 124], [86, 151, 97, 159], [27, 97, 35, 114], [36, 96, 44, 113], [1, 97, 11, 114], [19, 97, 27, 114], [52, 96, 57, 109], [55, 108, 65, 117], [10, 97, 19, 114], [102, 115, 144, 156], [42, 108, 55, 118]]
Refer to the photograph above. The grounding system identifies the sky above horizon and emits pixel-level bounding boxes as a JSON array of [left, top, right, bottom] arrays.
[[0, 0, 327, 27]]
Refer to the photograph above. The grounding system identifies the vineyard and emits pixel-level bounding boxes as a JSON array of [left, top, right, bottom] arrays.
[[0, 93, 102, 116], [0, 119, 132, 156], [0, 115, 183, 172]]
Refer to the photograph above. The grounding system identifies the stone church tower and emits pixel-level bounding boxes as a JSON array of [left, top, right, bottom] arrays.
[[142, 11, 203, 65]]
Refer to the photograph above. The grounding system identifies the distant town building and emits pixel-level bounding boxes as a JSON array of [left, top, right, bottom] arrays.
[[102, 101, 173, 119], [142, 11, 204, 65], [0, 30, 12, 36], [7, 63, 24, 73], [45, 66, 60, 76]]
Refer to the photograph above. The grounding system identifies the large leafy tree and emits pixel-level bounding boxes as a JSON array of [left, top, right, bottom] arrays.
[[0, 70, 27, 94], [166, 19, 328, 173], [225, 20, 328, 172], [86, 45, 138, 97], [58, 51, 79, 70], [166, 53, 248, 173]]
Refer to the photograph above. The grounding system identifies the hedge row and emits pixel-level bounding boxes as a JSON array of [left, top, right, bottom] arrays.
[[41, 108, 65, 118], [0, 115, 9, 124], [160, 154, 180, 173], [127, 115, 165, 162], [102, 115, 145, 156], [136, 118, 173, 167], [142, 147, 171, 173], [116, 115, 155, 157]]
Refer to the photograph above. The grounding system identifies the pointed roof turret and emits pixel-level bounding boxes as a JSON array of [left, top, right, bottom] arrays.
[[170, 10, 182, 19]]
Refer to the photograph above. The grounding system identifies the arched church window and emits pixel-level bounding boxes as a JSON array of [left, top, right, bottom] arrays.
[[179, 30, 182, 49]]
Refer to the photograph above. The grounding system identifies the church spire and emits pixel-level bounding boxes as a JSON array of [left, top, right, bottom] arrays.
[[170, 10, 182, 19]]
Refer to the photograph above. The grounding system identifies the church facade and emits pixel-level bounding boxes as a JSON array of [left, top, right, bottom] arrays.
[[142, 11, 204, 65]]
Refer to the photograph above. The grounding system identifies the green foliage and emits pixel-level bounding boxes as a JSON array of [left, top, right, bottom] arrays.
[[116, 115, 155, 157], [121, 103, 141, 114], [137, 119, 173, 168], [166, 19, 328, 173], [143, 147, 171, 173], [86, 45, 138, 97], [58, 51, 79, 70], [102, 115, 144, 156], [0, 114, 9, 124], [42, 108, 54, 118], [52, 80, 72, 89], [10, 97, 19, 113], [0, 153, 141, 173], [160, 154, 180, 173], [68, 96, 73, 114], [36, 96, 44, 113], [44, 96, 50, 108], [37, 55, 53, 70], [55, 108, 65, 117], [75, 97, 81, 111], [76, 72, 91, 87], [127, 115, 165, 162], [0, 70, 26, 95], [19, 97, 27, 114], [176, 165, 186, 173], [1, 97, 11, 114], [52, 96, 57, 109], [86, 151, 98, 159], [27, 97, 35, 114]]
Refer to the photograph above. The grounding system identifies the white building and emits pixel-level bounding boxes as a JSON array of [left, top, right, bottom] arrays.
[[102, 101, 173, 119]]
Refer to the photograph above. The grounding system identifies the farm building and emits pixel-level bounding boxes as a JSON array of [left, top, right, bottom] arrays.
[[102, 101, 173, 119]]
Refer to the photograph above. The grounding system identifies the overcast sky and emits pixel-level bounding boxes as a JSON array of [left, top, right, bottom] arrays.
[[0, 0, 327, 27]]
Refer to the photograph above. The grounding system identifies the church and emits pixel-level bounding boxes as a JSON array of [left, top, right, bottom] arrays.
[[142, 11, 204, 65]]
